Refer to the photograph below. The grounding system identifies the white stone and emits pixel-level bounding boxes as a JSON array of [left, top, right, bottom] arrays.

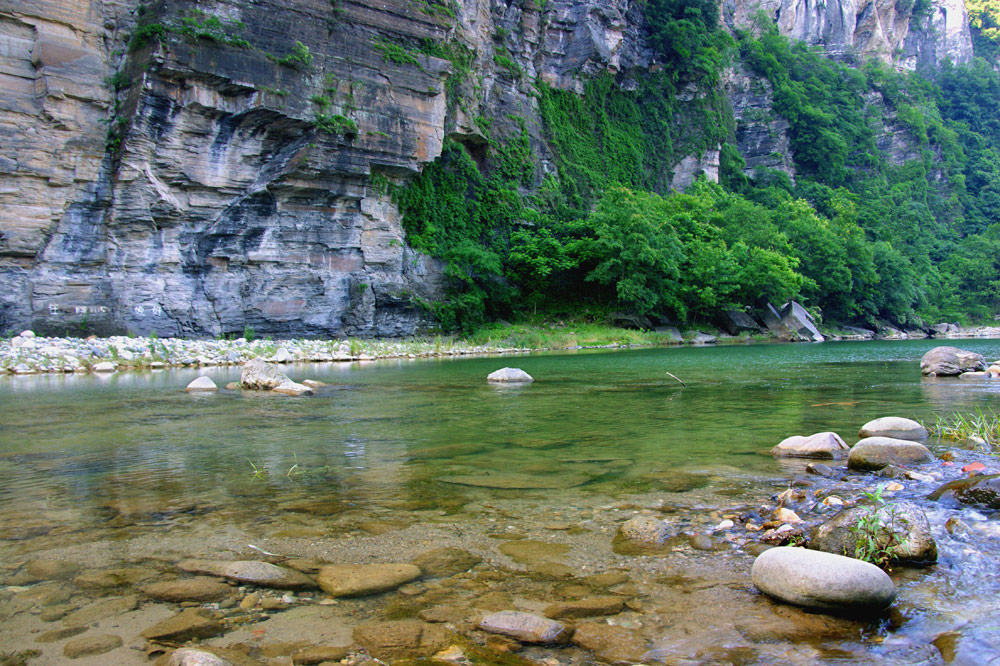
[[92, 361, 117, 373], [272, 380, 313, 396], [273, 347, 292, 363], [18, 330, 35, 338], [487, 367, 534, 383], [186, 376, 218, 392]]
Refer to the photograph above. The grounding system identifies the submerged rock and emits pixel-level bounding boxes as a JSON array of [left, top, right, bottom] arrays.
[[167, 649, 234, 666], [858, 417, 928, 441], [921, 346, 987, 376], [316, 563, 421, 597], [848, 437, 933, 471], [240, 358, 290, 390], [141, 608, 224, 642], [771, 432, 849, 459], [751, 546, 895, 613], [487, 367, 534, 383], [479, 611, 572, 643], [353, 620, 452, 660], [572, 622, 645, 664], [143, 577, 232, 602], [928, 474, 1000, 509], [411, 548, 481, 577], [544, 597, 624, 619], [63, 633, 122, 659], [619, 515, 670, 544], [809, 501, 937, 563], [177, 559, 315, 589]]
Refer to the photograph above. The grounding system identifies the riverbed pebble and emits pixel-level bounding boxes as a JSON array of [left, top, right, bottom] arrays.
[[479, 611, 572, 643], [185, 376, 218, 392], [177, 559, 316, 589], [751, 547, 896, 613], [316, 563, 422, 597]]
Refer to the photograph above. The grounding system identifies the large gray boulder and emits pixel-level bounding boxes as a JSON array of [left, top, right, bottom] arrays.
[[920, 346, 987, 376], [858, 417, 928, 441], [809, 501, 937, 564], [751, 547, 896, 613], [771, 432, 849, 459], [928, 474, 1000, 509], [848, 437, 934, 471], [240, 358, 290, 390], [720, 309, 762, 335], [780, 301, 824, 342]]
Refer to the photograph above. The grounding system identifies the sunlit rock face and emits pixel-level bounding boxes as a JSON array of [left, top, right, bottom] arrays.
[[0, 0, 975, 336]]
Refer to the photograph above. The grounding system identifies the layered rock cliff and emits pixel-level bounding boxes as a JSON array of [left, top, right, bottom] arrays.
[[0, 0, 977, 336]]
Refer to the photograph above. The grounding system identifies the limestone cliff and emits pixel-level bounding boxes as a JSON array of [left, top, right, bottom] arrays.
[[0, 0, 977, 336]]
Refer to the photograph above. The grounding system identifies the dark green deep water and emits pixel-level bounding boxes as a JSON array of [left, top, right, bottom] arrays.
[[3, 338, 1000, 664]]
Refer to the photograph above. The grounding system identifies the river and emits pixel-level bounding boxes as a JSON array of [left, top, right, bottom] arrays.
[[2, 338, 999, 664]]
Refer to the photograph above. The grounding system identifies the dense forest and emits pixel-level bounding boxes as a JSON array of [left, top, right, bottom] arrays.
[[395, 0, 1000, 333]]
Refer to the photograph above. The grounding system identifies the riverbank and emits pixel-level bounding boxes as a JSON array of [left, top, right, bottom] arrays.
[[4, 321, 1000, 376]]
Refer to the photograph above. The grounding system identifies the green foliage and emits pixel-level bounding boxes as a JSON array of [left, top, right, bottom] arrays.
[[849, 487, 906, 571], [175, 9, 251, 48], [128, 23, 166, 52], [313, 113, 357, 138], [373, 40, 420, 66], [929, 408, 1000, 448], [645, 0, 734, 84], [269, 41, 313, 70]]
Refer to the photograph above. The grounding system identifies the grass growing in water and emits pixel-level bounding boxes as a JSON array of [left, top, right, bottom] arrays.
[[849, 486, 906, 570], [928, 408, 1000, 448]]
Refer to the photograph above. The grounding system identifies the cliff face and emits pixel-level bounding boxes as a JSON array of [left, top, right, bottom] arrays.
[[0, 0, 977, 337]]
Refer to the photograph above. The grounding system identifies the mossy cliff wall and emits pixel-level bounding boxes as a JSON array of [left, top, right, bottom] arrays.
[[0, 0, 973, 336]]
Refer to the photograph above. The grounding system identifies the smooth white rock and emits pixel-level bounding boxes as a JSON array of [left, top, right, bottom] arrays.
[[186, 376, 218, 392]]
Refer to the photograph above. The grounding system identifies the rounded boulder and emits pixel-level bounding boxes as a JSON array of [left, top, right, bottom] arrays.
[[848, 437, 933, 471], [751, 546, 895, 613], [771, 432, 849, 459], [858, 417, 928, 441], [921, 346, 987, 376], [487, 367, 534, 383]]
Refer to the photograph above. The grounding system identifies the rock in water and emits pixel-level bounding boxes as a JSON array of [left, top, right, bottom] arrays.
[[411, 548, 481, 577], [353, 621, 451, 660], [572, 622, 645, 664], [487, 367, 534, 383], [809, 501, 937, 563], [177, 559, 316, 589], [141, 608, 224, 642], [858, 417, 928, 441], [771, 432, 849, 459], [272, 380, 313, 396], [751, 547, 895, 613], [316, 563, 422, 597], [92, 361, 116, 373], [479, 611, 572, 643], [240, 358, 290, 390], [143, 577, 232, 602], [168, 649, 234, 666], [619, 516, 670, 544], [848, 437, 933, 471], [920, 346, 987, 376], [63, 634, 122, 658], [928, 474, 1000, 509], [185, 376, 218, 392], [543, 597, 625, 619]]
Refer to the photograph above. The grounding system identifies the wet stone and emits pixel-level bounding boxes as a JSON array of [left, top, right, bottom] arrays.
[[63, 633, 123, 658], [316, 563, 421, 597], [572, 622, 645, 664], [411, 548, 482, 577], [177, 559, 316, 590], [63, 595, 138, 626], [143, 577, 233, 602], [858, 417, 928, 441], [141, 607, 224, 642], [929, 474, 1000, 509], [73, 566, 157, 591], [619, 516, 670, 544], [25, 559, 80, 580], [479, 611, 572, 644], [35, 625, 88, 643], [352, 620, 452, 660], [771, 432, 849, 459], [498, 540, 569, 564], [809, 501, 937, 563], [543, 597, 625, 619], [291, 645, 350, 664], [167, 648, 235, 666], [848, 437, 934, 471]]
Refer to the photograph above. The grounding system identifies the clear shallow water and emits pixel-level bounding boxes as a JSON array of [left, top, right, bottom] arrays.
[[4, 338, 1000, 664]]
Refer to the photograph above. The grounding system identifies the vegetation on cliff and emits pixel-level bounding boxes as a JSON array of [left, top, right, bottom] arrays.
[[397, 1, 1000, 333]]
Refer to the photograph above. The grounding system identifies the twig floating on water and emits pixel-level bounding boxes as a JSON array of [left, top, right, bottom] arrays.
[[665, 371, 686, 387]]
